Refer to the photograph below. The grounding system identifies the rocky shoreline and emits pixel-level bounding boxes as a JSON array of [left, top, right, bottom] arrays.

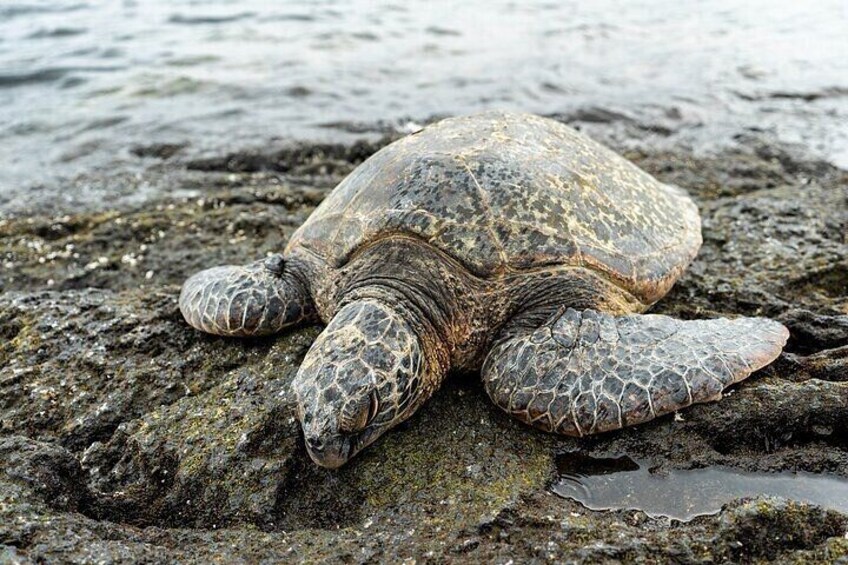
[[2, 122, 847, 563]]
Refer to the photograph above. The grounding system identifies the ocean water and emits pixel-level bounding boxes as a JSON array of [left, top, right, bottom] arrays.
[[1, 0, 846, 212]]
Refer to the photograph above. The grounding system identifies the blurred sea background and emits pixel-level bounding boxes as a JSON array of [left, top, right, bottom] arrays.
[[1, 0, 846, 214]]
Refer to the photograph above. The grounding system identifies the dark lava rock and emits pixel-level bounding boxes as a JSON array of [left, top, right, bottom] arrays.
[[717, 497, 848, 561], [1, 436, 93, 512], [1, 127, 846, 563], [183, 138, 391, 176]]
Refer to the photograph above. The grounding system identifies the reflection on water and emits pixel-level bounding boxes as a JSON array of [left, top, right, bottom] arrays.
[[553, 452, 848, 521], [1, 0, 846, 210]]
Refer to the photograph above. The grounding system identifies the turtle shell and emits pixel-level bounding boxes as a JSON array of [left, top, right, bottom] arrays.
[[287, 111, 701, 304]]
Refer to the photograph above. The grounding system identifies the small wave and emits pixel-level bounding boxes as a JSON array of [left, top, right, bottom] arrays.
[[168, 12, 255, 25], [27, 27, 87, 39], [351, 32, 379, 42], [425, 26, 461, 37], [0, 2, 88, 20], [735, 87, 848, 102], [59, 76, 88, 89], [284, 86, 313, 98], [0, 66, 123, 88], [78, 116, 129, 133], [268, 13, 316, 22], [768, 87, 848, 101], [0, 68, 69, 87], [99, 47, 124, 59], [164, 55, 221, 68]]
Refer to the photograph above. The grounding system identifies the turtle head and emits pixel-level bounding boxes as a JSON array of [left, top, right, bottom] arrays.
[[179, 254, 313, 336], [293, 299, 436, 468]]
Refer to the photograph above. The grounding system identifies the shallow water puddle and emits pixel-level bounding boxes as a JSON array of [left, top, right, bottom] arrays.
[[553, 453, 848, 521]]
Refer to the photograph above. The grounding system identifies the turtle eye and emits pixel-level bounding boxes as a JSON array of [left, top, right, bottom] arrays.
[[338, 390, 380, 434], [367, 389, 380, 423], [262, 254, 285, 275]]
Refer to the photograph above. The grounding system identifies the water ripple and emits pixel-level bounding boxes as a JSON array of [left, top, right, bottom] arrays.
[[168, 12, 256, 25], [0, 0, 846, 210], [0, 66, 122, 88]]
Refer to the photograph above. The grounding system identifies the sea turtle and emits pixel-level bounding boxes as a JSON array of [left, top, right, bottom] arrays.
[[179, 111, 789, 468]]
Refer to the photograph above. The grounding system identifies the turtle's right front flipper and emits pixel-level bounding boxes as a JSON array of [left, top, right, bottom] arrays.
[[180, 254, 315, 337], [482, 309, 788, 436]]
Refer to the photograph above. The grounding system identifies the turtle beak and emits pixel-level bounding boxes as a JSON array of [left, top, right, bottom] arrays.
[[304, 435, 351, 469]]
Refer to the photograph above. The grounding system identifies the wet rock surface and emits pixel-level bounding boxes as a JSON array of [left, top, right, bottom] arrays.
[[1, 122, 847, 563]]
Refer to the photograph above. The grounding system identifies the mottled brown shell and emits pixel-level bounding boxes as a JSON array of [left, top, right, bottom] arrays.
[[287, 111, 701, 304]]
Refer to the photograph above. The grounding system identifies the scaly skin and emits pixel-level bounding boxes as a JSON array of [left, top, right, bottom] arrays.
[[179, 111, 791, 468], [293, 298, 446, 468], [179, 255, 315, 337], [482, 308, 789, 435]]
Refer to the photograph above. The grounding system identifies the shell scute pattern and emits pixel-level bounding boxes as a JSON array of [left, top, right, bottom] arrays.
[[287, 111, 701, 303]]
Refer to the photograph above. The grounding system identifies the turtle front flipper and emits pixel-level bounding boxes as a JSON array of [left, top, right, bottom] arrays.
[[179, 254, 315, 337], [482, 308, 789, 436]]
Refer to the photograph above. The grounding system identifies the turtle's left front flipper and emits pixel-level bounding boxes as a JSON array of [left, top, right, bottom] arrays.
[[482, 309, 788, 436]]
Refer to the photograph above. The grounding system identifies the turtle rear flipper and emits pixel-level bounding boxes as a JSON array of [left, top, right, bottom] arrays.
[[482, 309, 789, 435]]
